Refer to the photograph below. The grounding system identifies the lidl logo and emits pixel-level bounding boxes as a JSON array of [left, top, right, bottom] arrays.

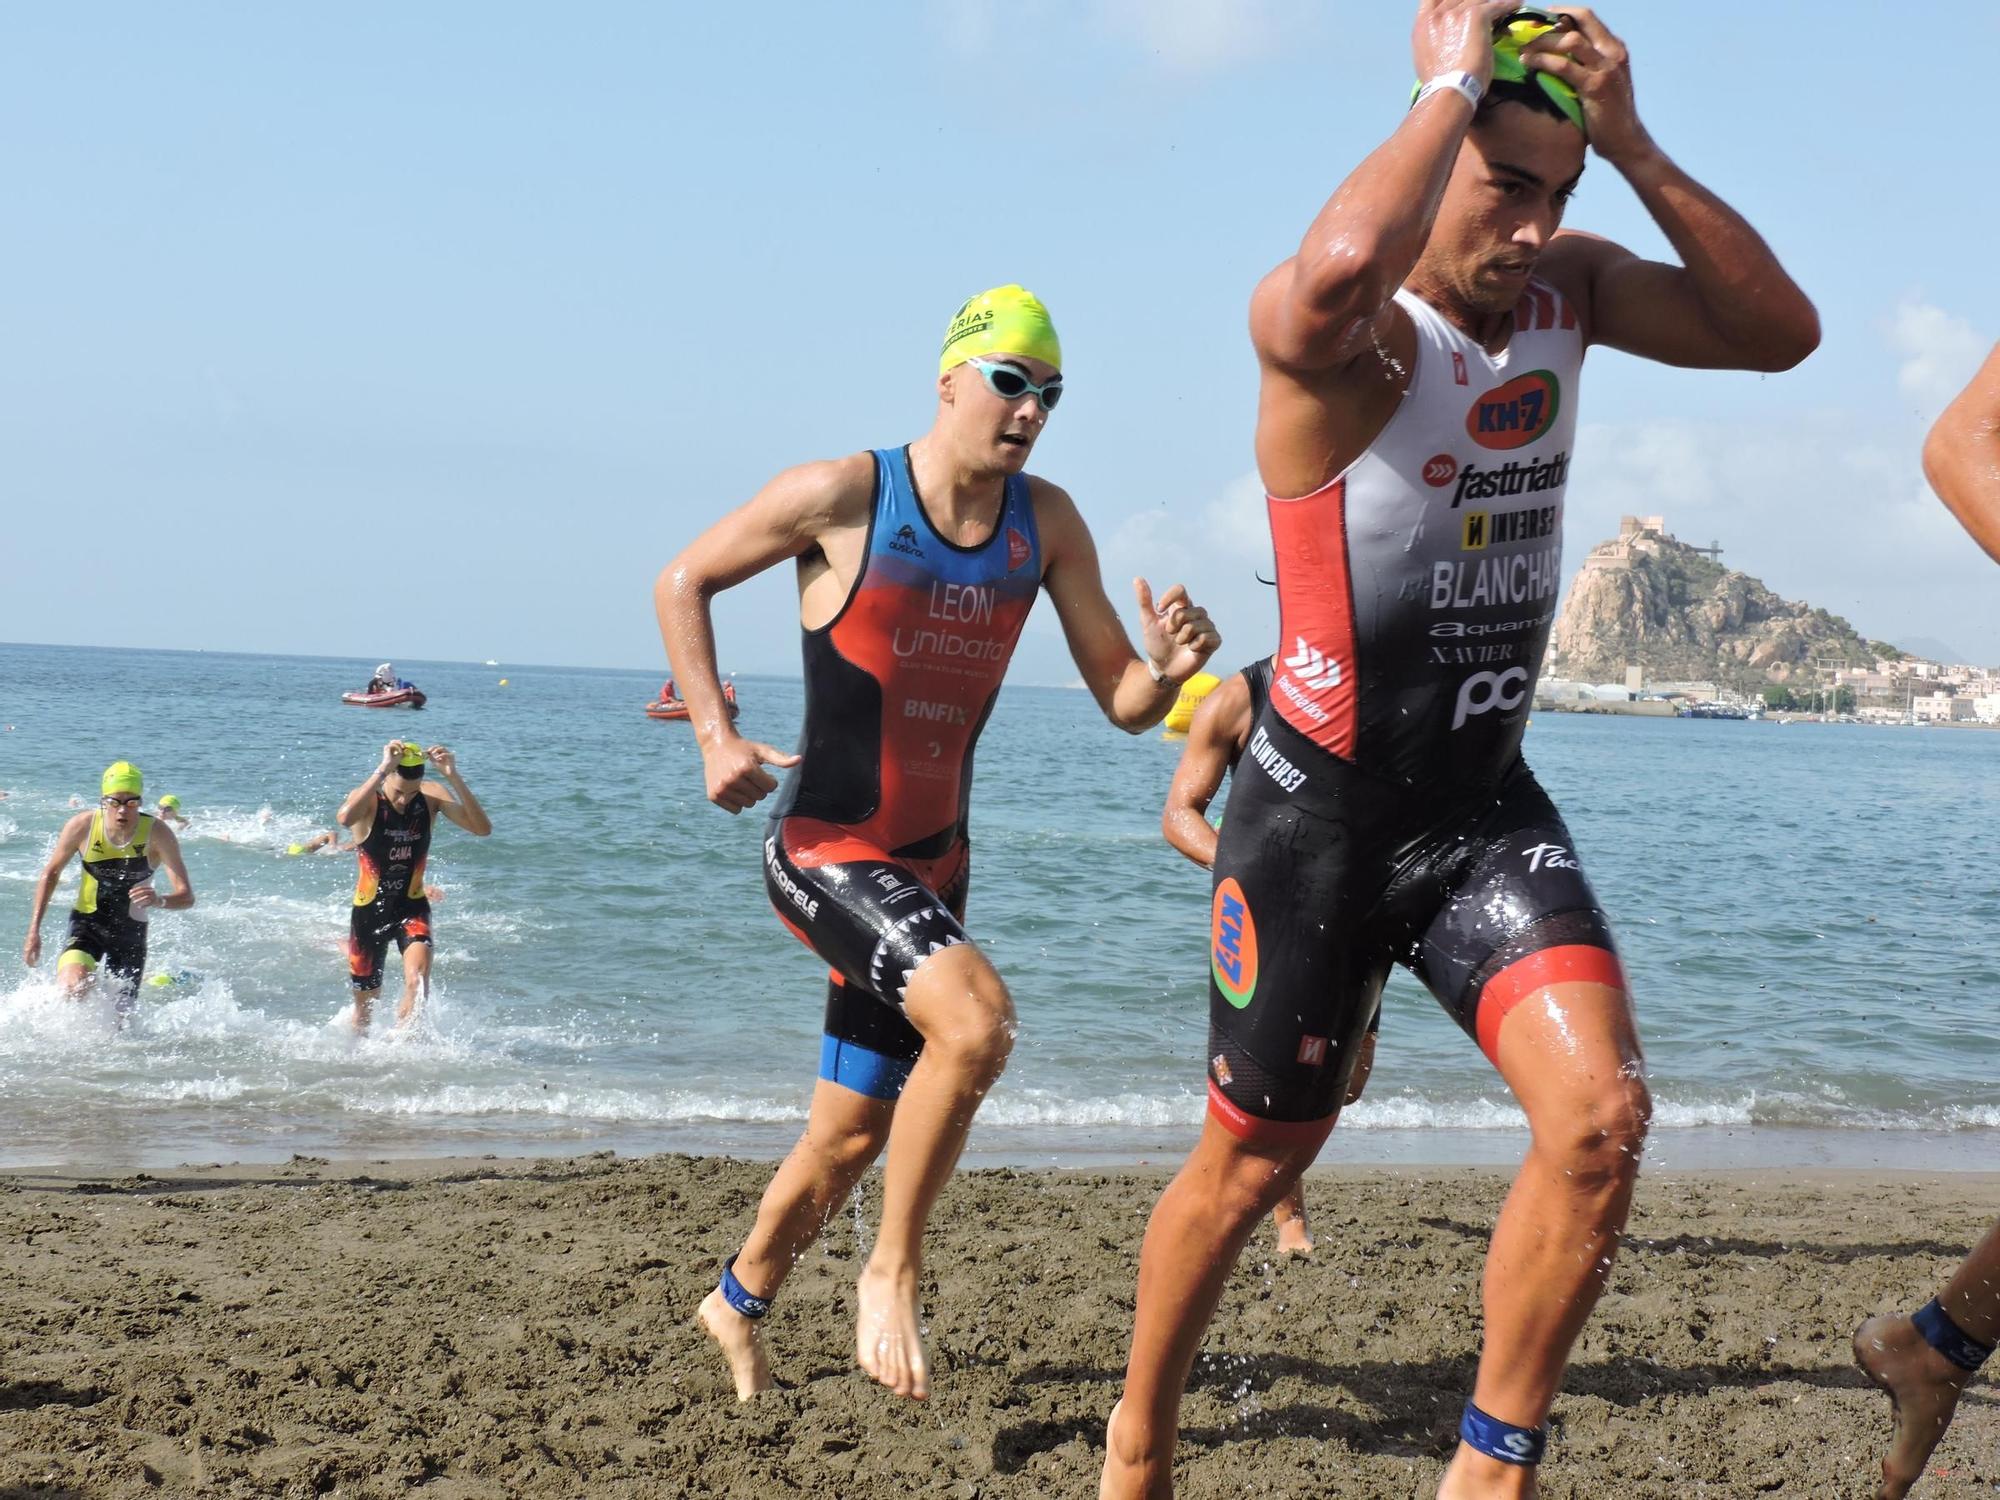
[[1210, 877, 1259, 1009], [1467, 369, 1561, 451]]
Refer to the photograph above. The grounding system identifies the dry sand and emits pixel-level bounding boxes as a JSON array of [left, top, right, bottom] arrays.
[[0, 1151, 1993, 1498]]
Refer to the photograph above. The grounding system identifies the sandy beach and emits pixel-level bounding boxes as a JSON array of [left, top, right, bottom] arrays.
[[0, 1151, 1993, 1498]]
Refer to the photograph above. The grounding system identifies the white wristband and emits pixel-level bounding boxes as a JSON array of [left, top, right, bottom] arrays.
[[1412, 70, 1483, 114], [1147, 659, 1171, 686]]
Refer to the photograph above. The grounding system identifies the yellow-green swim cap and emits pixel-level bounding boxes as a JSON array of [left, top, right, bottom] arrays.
[[939, 285, 1061, 376], [1410, 9, 1585, 138], [396, 741, 428, 768], [159, 794, 182, 811], [101, 761, 144, 797]]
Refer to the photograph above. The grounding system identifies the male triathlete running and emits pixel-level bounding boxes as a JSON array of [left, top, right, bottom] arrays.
[[1102, 7, 1818, 1497], [23, 762, 195, 1000], [1161, 657, 1380, 1257], [1853, 340, 2000, 1500], [335, 740, 491, 1031], [657, 284, 1220, 1404]]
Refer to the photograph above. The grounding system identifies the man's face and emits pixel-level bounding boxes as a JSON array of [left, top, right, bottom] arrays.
[[944, 354, 1060, 473], [389, 764, 424, 801], [101, 793, 142, 838], [1428, 103, 1586, 314]]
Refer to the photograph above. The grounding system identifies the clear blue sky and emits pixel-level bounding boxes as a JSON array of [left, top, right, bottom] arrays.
[[7, 2, 1999, 679]]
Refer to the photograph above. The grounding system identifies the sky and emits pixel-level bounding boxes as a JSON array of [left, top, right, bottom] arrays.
[[6, 2, 1999, 681]]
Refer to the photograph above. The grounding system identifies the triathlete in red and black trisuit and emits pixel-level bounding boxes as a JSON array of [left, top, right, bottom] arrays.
[[1206, 276, 1621, 1138], [764, 445, 1039, 1099], [347, 787, 433, 993]]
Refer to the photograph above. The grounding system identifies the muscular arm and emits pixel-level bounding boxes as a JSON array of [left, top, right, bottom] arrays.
[[1163, 677, 1252, 869], [26, 814, 90, 942], [1036, 485, 1216, 734], [146, 824, 196, 910], [656, 456, 875, 811], [337, 769, 387, 835], [427, 774, 492, 837], [1924, 341, 2000, 564], [1540, 179, 1818, 372], [655, 455, 872, 749], [1527, 12, 1818, 372], [1251, 0, 1513, 373]]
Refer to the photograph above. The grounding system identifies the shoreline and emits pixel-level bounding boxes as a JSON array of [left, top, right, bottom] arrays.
[[4, 1120, 1996, 1177], [2, 1150, 1994, 1496]]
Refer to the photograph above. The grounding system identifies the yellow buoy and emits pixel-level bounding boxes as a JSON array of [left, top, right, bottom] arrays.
[[498, 678, 509, 686], [1163, 671, 1221, 734]]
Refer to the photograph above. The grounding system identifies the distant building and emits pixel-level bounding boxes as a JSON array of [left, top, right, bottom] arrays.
[[1913, 691, 1975, 723], [1974, 693, 2000, 724]]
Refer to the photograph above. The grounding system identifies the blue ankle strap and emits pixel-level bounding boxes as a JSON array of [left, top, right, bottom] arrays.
[[719, 1255, 771, 1320], [1459, 1401, 1547, 1466], [1915, 1297, 1993, 1372]]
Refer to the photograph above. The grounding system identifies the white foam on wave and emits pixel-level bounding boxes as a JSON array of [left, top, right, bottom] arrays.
[[341, 1084, 810, 1124]]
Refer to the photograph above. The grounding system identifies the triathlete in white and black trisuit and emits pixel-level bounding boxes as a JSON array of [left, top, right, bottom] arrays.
[[1206, 279, 1622, 1139]]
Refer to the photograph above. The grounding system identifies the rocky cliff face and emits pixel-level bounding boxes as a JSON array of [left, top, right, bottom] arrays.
[[1550, 525, 1883, 687]]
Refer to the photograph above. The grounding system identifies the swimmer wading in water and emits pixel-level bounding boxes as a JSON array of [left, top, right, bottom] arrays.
[[23, 762, 195, 1003], [656, 283, 1220, 1403]]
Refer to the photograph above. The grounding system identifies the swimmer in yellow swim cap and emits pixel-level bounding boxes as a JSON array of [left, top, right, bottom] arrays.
[[21, 762, 196, 1003], [655, 280, 1221, 1408], [154, 793, 189, 830], [335, 742, 491, 1034]]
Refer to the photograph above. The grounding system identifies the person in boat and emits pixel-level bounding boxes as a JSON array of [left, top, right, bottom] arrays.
[[366, 663, 398, 696]]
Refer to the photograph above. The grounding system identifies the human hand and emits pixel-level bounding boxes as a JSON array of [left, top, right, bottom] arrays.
[[427, 745, 457, 778], [701, 734, 802, 815], [1523, 7, 1650, 162], [1135, 579, 1222, 685], [1412, 0, 1518, 87], [22, 930, 40, 967]]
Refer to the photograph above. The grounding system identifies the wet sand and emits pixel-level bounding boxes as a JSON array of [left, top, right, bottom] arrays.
[[0, 1151, 1994, 1498]]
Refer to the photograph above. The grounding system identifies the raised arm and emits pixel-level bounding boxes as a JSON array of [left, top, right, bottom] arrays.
[[654, 456, 873, 813], [1527, 8, 1818, 371], [1035, 484, 1220, 734], [1250, 0, 1516, 373], [1162, 676, 1252, 869], [1924, 341, 2000, 564], [337, 742, 399, 832], [23, 812, 90, 965], [422, 746, 491, 837]]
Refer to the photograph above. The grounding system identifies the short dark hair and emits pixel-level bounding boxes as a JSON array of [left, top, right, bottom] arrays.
[[1476, 78, 1574, 130]]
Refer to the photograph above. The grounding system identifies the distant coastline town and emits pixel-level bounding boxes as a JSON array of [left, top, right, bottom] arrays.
[[1538, 515, 2000, 726]]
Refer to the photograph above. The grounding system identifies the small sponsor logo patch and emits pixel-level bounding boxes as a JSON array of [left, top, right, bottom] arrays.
[[1006, 527, 1032, 571], [1467, 369, 1561, 451], [1210, 877, 1259, 1009], [1422, 453, 1459, 488], [1296, 1035, 1328, 1067]]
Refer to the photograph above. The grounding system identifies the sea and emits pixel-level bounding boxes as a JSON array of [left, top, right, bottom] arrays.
[[1, 641, 1995, 1172]]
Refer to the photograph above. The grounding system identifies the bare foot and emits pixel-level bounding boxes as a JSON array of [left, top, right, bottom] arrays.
[[1274, 1216, 1314, 1257], [1100, 1399, 1174, 1500], [1436, 1446, 1538, 1499], [697, 1286, 773, 1401], [1854, 1312, 1971, 1499], [855, 1260, 929, 1398]]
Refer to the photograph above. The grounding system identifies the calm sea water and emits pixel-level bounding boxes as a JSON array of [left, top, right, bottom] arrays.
[[1, 641, 1995, 1170]]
